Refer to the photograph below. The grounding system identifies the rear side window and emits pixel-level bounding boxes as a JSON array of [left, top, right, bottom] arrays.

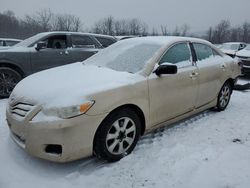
[[71, 35, 96, 48], [95, 37, 116, 48], [193, 43, 213, 61], [159, 43, 191, 66]]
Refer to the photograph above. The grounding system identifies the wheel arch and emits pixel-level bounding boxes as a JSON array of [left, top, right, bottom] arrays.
[[0, 62, 25, 78], [224, 78, 234, 93], [93, 104, 146, 151]]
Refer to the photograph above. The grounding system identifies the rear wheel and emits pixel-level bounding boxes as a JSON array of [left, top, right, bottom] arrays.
[[0, 67, 22, 98], [216, 81, 232, 111], [94, 108, 141, 162]]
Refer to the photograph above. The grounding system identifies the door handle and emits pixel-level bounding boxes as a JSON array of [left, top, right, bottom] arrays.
[[189, 72, 199, 79], [220, 64, 226, 70]]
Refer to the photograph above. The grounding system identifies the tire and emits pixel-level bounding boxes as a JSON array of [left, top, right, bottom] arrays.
[[0, 67, 22, 98], [216, 81, 232, 111], [94, 108, 141, 162]]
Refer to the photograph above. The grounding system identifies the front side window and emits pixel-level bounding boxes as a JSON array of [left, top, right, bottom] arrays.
[[42, 35, 67, 49], [71, 35, 96, 48], [193, 43, 214, 61], [159, 43, 191, 67], [0, 40, 4, 46]]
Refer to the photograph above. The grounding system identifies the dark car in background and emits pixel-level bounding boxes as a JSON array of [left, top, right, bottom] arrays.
[[0, 32, 117, 98], [0, 38, 22, 47]]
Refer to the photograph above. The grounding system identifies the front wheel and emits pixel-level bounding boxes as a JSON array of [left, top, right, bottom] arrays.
[[94, 108, 141, 162], [0, 67, 22, 98], [216, 82, 232, 111]]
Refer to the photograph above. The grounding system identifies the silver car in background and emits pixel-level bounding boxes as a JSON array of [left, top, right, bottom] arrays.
[[0, 32, 117, 98]]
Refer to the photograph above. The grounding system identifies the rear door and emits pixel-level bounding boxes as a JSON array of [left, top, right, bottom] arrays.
[[192, 43, 226, 107], [68, 34, 100, 63], [148, 42, 199, 126]]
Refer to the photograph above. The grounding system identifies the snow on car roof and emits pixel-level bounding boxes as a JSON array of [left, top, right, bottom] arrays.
[[0, 38, 22, 42]]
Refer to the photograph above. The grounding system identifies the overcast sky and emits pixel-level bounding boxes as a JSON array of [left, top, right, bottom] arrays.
[[1, 0, 250, 33]]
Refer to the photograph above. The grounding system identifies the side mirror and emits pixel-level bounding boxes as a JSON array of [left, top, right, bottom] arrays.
[[154, 63, 177, 76], [238, 46, 244, 51], [35, 41, 47, 51]]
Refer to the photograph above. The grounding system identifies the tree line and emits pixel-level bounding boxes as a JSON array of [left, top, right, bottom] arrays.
[[0, 9, 250, 44]]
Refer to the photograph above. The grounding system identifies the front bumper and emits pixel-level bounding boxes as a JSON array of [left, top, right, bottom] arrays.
[[6, 107, 107, 162], [237, 57, 250, 75]]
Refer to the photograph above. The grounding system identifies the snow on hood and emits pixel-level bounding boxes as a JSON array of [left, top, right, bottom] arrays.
[[0, 46, 30, 53], [221, 49, 236, 55], [236, 49, 250, 57], [11, 62, 140, 108]]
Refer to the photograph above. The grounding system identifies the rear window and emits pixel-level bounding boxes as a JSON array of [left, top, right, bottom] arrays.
[[193, 43, 213, 61], [95, 37, 116, 48], [71, 35, 96, 48]]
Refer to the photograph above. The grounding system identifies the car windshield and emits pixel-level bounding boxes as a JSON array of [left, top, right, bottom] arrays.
[[84, 38, 163, 73], [15, 33, 46, 47], [222, 43, 239, 50], [245, 45, 250, 50]]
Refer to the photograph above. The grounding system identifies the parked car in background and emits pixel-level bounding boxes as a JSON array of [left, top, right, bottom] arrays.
[[0, 31, 114, 98], [0, 38, 22, 48], [220, 42, 247, 57], [236, 44, 250, 75], [6, 36, 241, 162]]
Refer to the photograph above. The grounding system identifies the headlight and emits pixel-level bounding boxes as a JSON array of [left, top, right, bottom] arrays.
[[42, 101, 94, 119]]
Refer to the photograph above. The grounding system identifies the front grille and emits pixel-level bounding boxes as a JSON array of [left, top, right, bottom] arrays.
[[242, 60, 250, 66], [237, 56, 248, 59], [10, 101, 34, 118]]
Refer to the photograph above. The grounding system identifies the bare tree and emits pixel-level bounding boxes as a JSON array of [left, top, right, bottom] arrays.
[[160, 25, 168, 36], [92, 16, 114, 35], [242, 22, 250, 43], [180, 24, 190, 36], [52, 13, 82, 32], [151, 27, 159, 36], [114, 19, 129, 35]]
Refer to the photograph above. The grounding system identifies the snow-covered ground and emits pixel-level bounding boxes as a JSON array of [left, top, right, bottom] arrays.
[[1, 78, 250, 188]]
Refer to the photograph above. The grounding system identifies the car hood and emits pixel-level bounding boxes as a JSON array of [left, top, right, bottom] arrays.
[[236, 49, 250, 57], [221, 49, 237, 55], [0, 46, 30, 53], [11, 62, 141, 108]]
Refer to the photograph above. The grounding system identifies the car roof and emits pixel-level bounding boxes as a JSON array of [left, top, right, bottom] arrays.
[[119, 36, 212, 46], [222, 42, 246, 45], [38, 31, 116, 40], [0, 38, 22, 42]]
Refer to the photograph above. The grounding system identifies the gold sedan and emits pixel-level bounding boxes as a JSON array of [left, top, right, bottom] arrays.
[[6, 37, 241, 162]]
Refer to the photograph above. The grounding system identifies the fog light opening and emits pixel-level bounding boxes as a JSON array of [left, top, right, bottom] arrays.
[[45, 144, 62, 155]]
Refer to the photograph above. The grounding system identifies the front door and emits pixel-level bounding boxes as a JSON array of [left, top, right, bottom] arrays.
[[30, 34, 72, 73], [148, 42, 199, 126]]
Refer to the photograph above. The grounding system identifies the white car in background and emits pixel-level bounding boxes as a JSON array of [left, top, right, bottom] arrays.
[[236, 44, 250, 75], [220, 42, 247, 57]]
